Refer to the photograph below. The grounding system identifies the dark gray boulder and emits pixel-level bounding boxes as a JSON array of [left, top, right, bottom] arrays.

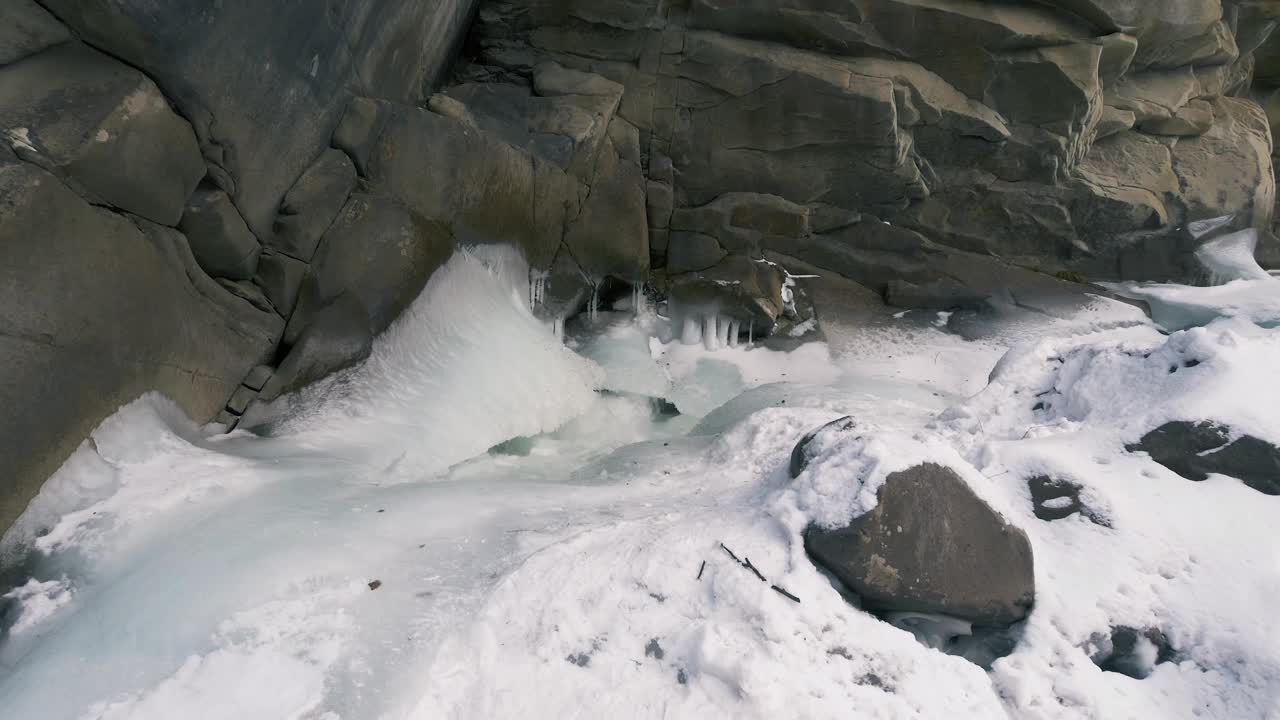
[[0, 41, 204, 226], [805, 462, 1036, 625], [1127, 421, 1280, 495], [270, 149, 358, 263], [0, 160, 281, 536], [0, 0, 71, 66], [179, 187, 262, 280], [260, 293, 374, 402]]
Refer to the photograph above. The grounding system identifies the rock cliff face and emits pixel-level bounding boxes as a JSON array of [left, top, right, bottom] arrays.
[[1249, 0, 1280, 263], [0, 0, 1277, 540], [463, 0, 1277, 284], [0, 0, 485, 535]]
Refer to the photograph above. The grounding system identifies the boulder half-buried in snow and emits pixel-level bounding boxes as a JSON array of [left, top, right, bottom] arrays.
[[1126, 421, 1280, 496], [804, 462, 1035, 626]]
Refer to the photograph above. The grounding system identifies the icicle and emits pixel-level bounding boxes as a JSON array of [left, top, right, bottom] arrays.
[[527, 270, 544, 311], [728, 320, 740, 348], [680, 315, 702, 345], [552, 317, 565, 342], [703, 314, 720, 351], [718, 316, 731, 348], [632, 284, 646, 316], [748, 322, 753, 346], [588, 284, 600, 323], [528, 271, 548, 310]]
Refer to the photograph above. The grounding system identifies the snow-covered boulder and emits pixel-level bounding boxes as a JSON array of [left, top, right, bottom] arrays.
[[803, 461, 1036, 626], [1126, 420, 1280, 496]]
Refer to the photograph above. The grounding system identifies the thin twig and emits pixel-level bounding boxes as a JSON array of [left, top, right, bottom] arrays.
[[771, 585, 801, 603], [721, 543, 800, 604], [719, 543, 742, 563], [696, 561, 706, 580]]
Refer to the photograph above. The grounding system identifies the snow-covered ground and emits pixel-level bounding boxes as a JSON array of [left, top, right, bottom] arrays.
[[2, 250, 1278, 720]]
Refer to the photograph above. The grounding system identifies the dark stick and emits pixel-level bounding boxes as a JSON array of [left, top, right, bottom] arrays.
[[719, 543, 742, 563], [771, 585, 801, 603], [742, 557, 767, 583], [696, 560, 706, 580]]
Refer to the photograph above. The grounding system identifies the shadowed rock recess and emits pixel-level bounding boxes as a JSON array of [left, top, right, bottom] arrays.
[[0, 1, 1278, 539]]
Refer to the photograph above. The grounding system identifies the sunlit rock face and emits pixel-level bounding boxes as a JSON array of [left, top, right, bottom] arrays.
[[464, 0, 1275, 281]]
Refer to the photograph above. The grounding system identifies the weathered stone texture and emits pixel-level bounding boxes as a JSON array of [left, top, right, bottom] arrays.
[[0, 161, 281, 535]]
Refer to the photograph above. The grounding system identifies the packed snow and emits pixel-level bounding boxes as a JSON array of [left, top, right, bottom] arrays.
[[2, 249, 1278, 720]]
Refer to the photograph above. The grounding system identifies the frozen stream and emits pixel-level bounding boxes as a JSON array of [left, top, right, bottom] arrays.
[[2, 250, 1280, 719]]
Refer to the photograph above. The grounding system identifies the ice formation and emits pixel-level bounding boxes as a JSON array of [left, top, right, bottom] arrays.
[[1186, 214, 1235, 240], [1103, 276, 1280, 331], [258, 247, 604, 479], [529, 269, 548, 310], [1103, 222, 1279, 331], [1195, 228, 1271, 283], [672, 308, 750, 352]]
